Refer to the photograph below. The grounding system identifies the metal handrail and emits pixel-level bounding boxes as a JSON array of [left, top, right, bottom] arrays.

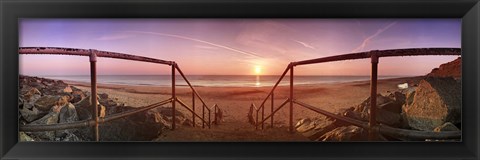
[[174, 63, 220, 129], [293, 100, 461, 140], [18, 47, 219, 141], [20, 98, 172, 132], [250, 47, 462, 141]]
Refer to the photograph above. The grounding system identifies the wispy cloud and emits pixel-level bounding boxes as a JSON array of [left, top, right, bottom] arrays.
[[293, 39, 316, 50], [96, 34, 134, 41], [125, 31, 263, 58], [194, 45, 218, 50], [352, 21, 397, 52]]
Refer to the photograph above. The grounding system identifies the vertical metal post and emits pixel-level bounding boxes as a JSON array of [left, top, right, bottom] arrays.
[[271, 92, 274, 128], [214, 105, 217, 125], [261, 104, 264, 129], [369, 53, 379, 140], [202, 104, 205, 128], [208, 109, 211, 129], [192, 92, 195, 127], [89, 50, 99, 141], [289, 64, 294, 133], [171, 62, 176, 130], [255, 107, 258, 130]]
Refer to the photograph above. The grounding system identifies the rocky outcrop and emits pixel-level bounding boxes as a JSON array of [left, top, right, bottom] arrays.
[[19, 75, 187, 141], [402, 77, 461, 131], [427, 57, 461, 79], [295, 58, 462, 141]]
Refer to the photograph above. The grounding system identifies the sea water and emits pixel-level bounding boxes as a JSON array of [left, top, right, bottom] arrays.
[[42, 75, 401, 87]]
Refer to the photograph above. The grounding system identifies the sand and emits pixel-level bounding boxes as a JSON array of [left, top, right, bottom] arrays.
[[66, 76, 424, 141]]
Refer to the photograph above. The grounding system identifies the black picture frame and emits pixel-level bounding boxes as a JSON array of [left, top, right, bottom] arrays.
[[1, 0, 479, 160]]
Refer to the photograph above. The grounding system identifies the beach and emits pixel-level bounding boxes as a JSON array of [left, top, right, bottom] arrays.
[[64, 76, 424, 141]]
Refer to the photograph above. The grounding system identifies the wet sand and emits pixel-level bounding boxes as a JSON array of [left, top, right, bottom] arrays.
[[66, 76, 423, 141]]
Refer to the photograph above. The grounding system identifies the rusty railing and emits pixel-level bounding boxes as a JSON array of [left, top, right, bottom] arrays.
[[251, 48, 462, 140], [18, 47, 220, 141]]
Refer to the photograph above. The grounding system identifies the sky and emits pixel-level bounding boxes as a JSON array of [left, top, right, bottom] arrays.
[[19, 19, 461, 76]]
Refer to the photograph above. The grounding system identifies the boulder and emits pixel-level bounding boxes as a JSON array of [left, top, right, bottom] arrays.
[[403, 77, 461, 131], [318, 125, 368, 141], [74, 95, 100, 107], [296, 117, 337, 140], [19, 105, 48, 122], [56, 103, 80, 138], [34, 95, 70, 111], [20, 87, 42, 102], [29, 112, 59, 140], [99, 93, 109, 100], [98, 107, 172, 141], [433, 122, 460, 132], [71, 90, 87, 103], [19, 132, 35, 142]]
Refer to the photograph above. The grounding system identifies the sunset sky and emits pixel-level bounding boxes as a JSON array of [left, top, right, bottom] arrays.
[[19, 19, 461, 76]]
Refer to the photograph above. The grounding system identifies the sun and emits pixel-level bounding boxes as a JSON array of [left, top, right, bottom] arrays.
[[254, 66, 262, 75]]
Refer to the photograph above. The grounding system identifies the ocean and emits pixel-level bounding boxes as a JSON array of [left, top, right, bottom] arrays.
[[42, 75, 402, 87]]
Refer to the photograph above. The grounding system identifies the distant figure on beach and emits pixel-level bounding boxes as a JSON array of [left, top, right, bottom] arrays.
[[248, 105, 255, 125], [214, 107, 223, 125]]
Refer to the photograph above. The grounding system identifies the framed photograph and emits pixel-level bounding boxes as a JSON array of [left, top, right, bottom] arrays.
[[1, 0, 479, 159]]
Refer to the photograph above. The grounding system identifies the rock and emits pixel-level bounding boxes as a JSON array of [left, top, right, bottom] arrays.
[[20, 87, 42, 102], [19, 105, 48, 122], [61, 133, 82, 141], [30, 112, 59, 140], [71, 90, 87, 103], [59, 103, 79, 122], [75, 106, 92, 120], [34, 95, 69, 111], [353, 94, 393, 114], [98, 107, 172, 141], [403, 77, 461, 131], [99, 104, 106, 118], [74, 95, 100, 112], [19, 132, 35, 142], [318, 125, 367, 141], [296, 117, 337, 140], [382, 92, 405, 113], [99, 93, 109, 100], [433, 122, 460, 132], [295, 118, 315, 133], [376, 109, 402, 127], [427, 57, 461, 79], [100, 99, 117, 108], [62, 85, 73, 93], [55, 103, 79, 138]]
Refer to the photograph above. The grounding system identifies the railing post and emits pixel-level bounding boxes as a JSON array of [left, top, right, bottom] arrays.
[[271, 92, 274, 128], [208, 109, 211, 129], [172, 62, 176, 130], [202, 104, 205, 128], [192, 92, 195, 127], [369, 53, 379, 140], [255, 106, 258, 130], [214, 105, 217, 125], [289, 64, 294, 133], [89, 50, 99, 141], [261, 104, 264, 129]]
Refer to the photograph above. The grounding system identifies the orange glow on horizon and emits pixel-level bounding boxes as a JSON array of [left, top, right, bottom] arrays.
[[254, 66, 262, 75]]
